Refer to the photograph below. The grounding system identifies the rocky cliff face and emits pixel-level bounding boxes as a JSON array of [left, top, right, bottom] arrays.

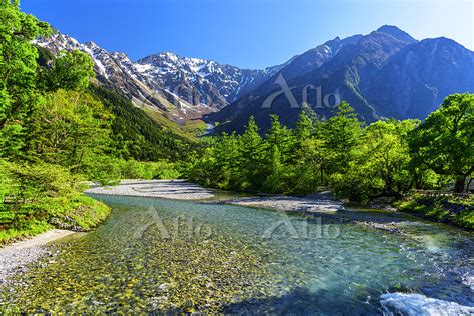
[[367, 37, 474, 119], [135, 52, 285, 109]]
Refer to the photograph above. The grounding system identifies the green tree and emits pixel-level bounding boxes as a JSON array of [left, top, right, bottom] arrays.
[[262, 144, 283, 193], [295, 110, 315, 140], [293, 136, 327, 190], [364, 119, 417, 196], [265, 114, 294, 163], [0, 0, 50, 153], [238, 116, 264, 190], [214, 132, 241, 189], [329, 119, 417, 202], [291, 110, 327, 189], [40, 49, 95, 92], [322, 101, 363, 174], [409, 93, 474, 192], [25, 90, 113, 175]]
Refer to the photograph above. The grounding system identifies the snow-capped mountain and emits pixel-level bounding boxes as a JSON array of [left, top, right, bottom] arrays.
[[135, 52, 284, 109], [36, 25, 471, 132], [35, 33, 231, 122], [34, 32, 284, 122]]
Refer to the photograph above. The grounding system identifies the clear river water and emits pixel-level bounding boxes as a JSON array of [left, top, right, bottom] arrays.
[[1, 194, 473, 314]]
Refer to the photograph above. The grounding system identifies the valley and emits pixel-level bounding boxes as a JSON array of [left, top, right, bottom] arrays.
[[0, 1, 472, 314]]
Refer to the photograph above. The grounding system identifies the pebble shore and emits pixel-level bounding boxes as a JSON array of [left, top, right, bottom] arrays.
[[0, 230, 76, 284], [224, 195, 344, 213]]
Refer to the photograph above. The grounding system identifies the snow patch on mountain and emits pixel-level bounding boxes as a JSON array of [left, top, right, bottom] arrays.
[[135, 52, 285, 107]]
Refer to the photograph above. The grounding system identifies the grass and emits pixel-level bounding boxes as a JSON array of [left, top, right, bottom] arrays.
[[142, 106, 202, 141], [184, 119, 208, 135], [394, 194, 474, 230], [0, 194, 111, 246], [48, 195, 111, 231], [0, 220, 52, 245]]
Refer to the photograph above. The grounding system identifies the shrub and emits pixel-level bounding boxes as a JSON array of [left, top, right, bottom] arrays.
[[0, 160, 111, 244]]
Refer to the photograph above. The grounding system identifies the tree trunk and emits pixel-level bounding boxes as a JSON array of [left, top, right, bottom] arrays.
[[454, 177, 465, 193], [467, 177, 473, 193], [385, 174, 393, 195]]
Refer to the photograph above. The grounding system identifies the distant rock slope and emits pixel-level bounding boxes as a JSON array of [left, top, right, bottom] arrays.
[[135, 52, 285, 110]]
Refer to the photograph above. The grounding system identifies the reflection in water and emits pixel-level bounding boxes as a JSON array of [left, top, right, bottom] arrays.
[[1, 195, 472, 313]]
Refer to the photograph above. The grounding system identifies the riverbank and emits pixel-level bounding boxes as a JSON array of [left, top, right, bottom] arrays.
[[0, 229, 77, 285], [0, 194, 110, 245], [223, 194, 344, 213], [394, 193, 473, 230]]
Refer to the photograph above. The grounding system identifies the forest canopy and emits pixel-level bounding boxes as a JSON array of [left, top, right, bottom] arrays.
[[185, 95, 474, 202]]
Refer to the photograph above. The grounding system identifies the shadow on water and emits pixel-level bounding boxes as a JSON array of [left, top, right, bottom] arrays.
[[221, 286, 380, 315], [337, 208, 416, 223]]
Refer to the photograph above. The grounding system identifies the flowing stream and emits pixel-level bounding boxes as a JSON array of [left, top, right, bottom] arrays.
[[1, 194, 473, 314]]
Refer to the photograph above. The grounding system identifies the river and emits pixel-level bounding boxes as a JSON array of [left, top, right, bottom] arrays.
[[1, 194, 473, 314]]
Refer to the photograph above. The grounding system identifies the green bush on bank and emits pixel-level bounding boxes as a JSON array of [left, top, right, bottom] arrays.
[[395, 194, 474, 230], [0, 157, 182, 244], [0, 160, 111, 245], [0, 220, 52, 245]]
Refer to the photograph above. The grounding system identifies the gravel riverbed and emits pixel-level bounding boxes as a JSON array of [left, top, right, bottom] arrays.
[[2, 180, 401, 285]]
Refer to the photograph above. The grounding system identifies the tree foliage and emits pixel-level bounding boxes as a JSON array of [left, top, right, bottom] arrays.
[[0, 0, 51, 152], [187, 95, 474, 201], [24, 89, 112, 172], [409, 93, 474, 192], [39, 49, 95, 92]]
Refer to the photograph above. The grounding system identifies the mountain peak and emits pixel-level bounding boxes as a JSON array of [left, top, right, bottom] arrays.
[[84, 41, 100, 49], [153, 51, 180, 61], [375, 25, 416, 44]]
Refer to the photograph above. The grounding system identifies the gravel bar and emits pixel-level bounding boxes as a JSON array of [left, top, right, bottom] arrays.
[[85, 180, 215, 200]]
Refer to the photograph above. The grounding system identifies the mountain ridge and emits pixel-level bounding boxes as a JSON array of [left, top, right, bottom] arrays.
[[208, 25, 474, 133], [34, 25, 473, 132]]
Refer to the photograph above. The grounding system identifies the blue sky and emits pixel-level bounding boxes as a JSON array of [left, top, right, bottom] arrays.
[[22, 0, 473, 69]]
